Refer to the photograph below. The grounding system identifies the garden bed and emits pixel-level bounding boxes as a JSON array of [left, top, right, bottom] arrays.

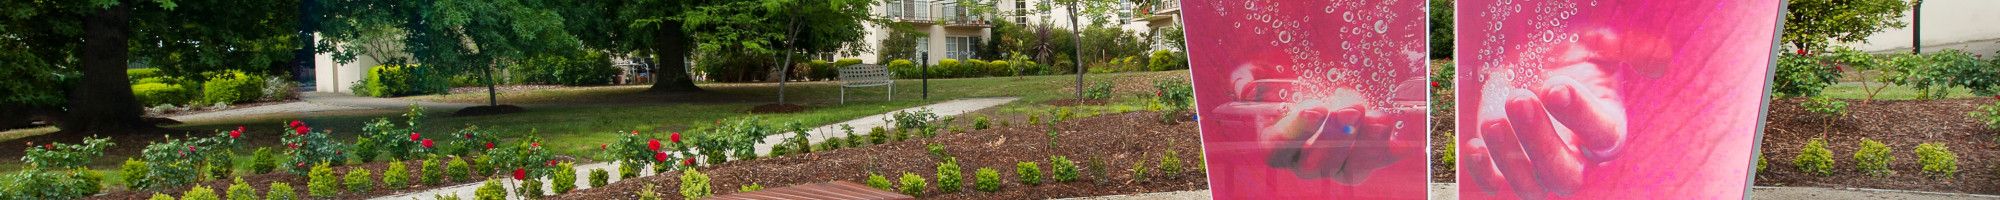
[[554, 111, 1208, 199], [89, 158, 507, 199], [1756, 98, 2000, 194]]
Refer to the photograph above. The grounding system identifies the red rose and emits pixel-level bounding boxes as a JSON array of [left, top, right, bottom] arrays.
[[648, 139, 662, 151], [1430, 81, 1439, 87], [288, 143, 299, 149], [410, 132, 421, 141], [670, 132, 682, 143], [631, 130, 640, 136], [531, 142, 540, 148], [655, 151, 669, 162], [547, 160, 559, 166], [1835, 65, 1845, 71], [421, 139, 435, 148], [187, 145, 196, 152], [464, 133, 473, 139], [229, 130, 242, 139], [513, 168, 528, 180], [289, 120, 303, 127], [296, 162, 306, 167], [485, 142, 495, 149], [600, 144, 608, 150], [683, 158, 696, 166], [43, 143, 54, 150], [1796, 49, 1808, 56], [295, 127, 310, 135]]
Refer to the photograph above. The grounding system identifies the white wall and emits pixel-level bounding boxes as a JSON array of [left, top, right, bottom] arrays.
[[1835, 0, 2000, 56]]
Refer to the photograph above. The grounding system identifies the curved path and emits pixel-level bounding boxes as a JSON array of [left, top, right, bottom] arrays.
[[368, 97, 1018, 200]]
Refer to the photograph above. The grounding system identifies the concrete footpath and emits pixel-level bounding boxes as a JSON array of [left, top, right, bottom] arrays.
[[369, 97, 1018, 200], [1064, 184, 2000, 200]]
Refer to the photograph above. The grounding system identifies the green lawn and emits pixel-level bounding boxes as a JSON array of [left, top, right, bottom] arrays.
[[1, 71, 1192, 189], [1815, 81, 1982, 100]]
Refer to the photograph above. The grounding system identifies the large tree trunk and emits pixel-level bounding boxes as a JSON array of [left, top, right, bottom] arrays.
[[648, 20, 702, 93], [63, 3, 153, 134]]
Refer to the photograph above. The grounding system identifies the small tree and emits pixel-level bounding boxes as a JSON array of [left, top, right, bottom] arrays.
[[1783, 0, 1912, 52]]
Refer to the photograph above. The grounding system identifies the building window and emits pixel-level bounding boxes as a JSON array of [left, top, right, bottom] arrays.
[[914, 38, 929, 60], [947, 36, 980, 60], [1015, 0, 1029, 22]]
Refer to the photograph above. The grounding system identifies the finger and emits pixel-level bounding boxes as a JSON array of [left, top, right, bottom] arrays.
[[1505, 91, 1587, 196], [1461, 138, 1503, 194], [1296, 106, 1365, 180], [1332, 109, 1400, 184], [1481, 118, 1549, 200], [1262, 106, 1329, 168], [1538, 77, 1629, 161]]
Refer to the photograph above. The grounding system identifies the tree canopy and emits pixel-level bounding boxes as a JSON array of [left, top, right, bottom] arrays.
[[1783, 0, 1911, 51]]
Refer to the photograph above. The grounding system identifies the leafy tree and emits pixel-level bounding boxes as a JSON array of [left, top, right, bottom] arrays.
[[1429, 0, 1453, 59], [317, 0, 585, 107], [1783, 0, 1912, 52], [1, 0, 299, 134], [679, 0, 873, 104]]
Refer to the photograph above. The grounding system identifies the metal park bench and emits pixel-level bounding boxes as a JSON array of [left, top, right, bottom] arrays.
[[839, 64, 894, 104]]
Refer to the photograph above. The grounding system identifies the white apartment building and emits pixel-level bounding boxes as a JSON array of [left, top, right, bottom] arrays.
[[840, 0, 1185, 65]]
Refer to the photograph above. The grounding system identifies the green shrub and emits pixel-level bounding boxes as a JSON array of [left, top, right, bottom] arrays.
[[963, 59, 992, 77], [898, 172, 927, 196], [262, 182, 297, 200], [343, 168, 374, 192], [1084, 81, 1113, 99], [973, 116, 991, 130], [869, 127, 888, 144], [383, 161, 411, 188], [1757, 154, 1769, 173], [307, 163, 338, 198], [260, 74, 297, 101], [1970, 101, 2000, 132], [973, 168, 1000, 192], [1147, 50, 1187, 71], [1130, 162, 1150, 181], [129, 68, 166, 80], [1801, 96, 1849, 119], [151, 193, 176, 200], [739, 183, 765, 192], [866, 172, 892, 190], [1159, 150, 1184, 176], [1773, 53, 1842, 97], [589, 168, 610, 188], [475, 179, 506, 200], [353, 137, 379, 163], [201, 71, 267, 104], [518, 178, 545, 199], [927, 143, 951, 159], [552, 162, 578, 194], [421, 158, 442, 185], [1015, 162, 1042, 186], [472, 155, 494, 176], [447, 157, 472, 181], [354, 65, 449, 97], [934, 59, 960, 78], [1153, 77, 1194, 122], [227, 177, 258, 200], [618, 161, 642, 179], [806, 60, 835, 80], [250, 148, 276, 174], [888, 59, 919, 79], [1050, 156, 1078, 182], [1915, 143, 1959, 178], [1793, 138, 1834, 176], [986, 60, 1012, 77], [637, 184, 662, 200], [679, 169, 712, 199], [121, 158, 150, 189], [182, 185, 220, 200], [1853, 138, 1893, 176], [133, 83, 195, 106], [935, 158, 963, 193], [433, 194, 462, 200]]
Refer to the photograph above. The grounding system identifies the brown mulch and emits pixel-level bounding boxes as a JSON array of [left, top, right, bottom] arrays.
[[749, 104, 807, 114], [1755, 98, 2000, 194], [88, 159, 504, 200], [1429, 93, 1456, 183], [552, 111, 1208, 200], [453, 105, 527, 117], [1043, 98, 1109, 106]]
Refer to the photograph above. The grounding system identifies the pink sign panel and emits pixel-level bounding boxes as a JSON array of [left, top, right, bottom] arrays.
[[1454, 0, 1783, 199], [1184, 0, 1429, 199]]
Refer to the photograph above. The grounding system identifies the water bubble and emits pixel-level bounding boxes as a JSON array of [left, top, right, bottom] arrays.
[[1343, 11, 1355, 22], [1373, 20, 1388, 34], [1278, 31, 1294, 43]]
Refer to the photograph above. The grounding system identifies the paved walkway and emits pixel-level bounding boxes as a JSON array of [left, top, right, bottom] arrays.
[[168, 92, 479, 123], [1063, 184, 2000, 200], [369, 97, 1019, 200]]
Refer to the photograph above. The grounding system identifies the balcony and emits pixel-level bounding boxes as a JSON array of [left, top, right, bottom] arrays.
[[1130, 0, 1180, 22]]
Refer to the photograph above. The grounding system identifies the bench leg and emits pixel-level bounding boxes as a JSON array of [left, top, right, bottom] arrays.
[[840, 87, 847, 105], [888, 84, 894, 101]]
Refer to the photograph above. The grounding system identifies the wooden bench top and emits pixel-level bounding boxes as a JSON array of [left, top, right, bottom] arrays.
[[709, 181, 914, 200]]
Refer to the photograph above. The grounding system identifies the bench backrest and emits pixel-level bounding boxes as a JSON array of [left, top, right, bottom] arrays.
[[839, 64, 893, 87]]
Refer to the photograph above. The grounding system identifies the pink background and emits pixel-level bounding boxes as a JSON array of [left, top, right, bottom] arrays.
[[1455, 0, 1782, 199], [1184, 0, 1429, 199]]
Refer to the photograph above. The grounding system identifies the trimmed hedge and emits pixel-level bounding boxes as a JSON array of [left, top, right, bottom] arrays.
[[1148, 50, 1187, 71], [201, 71, 267, 104], [354, 65, 449, 97], [888, 59, 919, 79], [133, 83, 195, 106], [512, 53, 617, 86]]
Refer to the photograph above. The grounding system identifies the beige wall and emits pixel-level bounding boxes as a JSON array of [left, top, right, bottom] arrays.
[[1836, 0, 2000, 56]]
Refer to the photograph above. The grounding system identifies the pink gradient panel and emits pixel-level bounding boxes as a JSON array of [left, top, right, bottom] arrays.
[[1184, 0, 1428, 199], [1454, 0, 1782, 199]]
